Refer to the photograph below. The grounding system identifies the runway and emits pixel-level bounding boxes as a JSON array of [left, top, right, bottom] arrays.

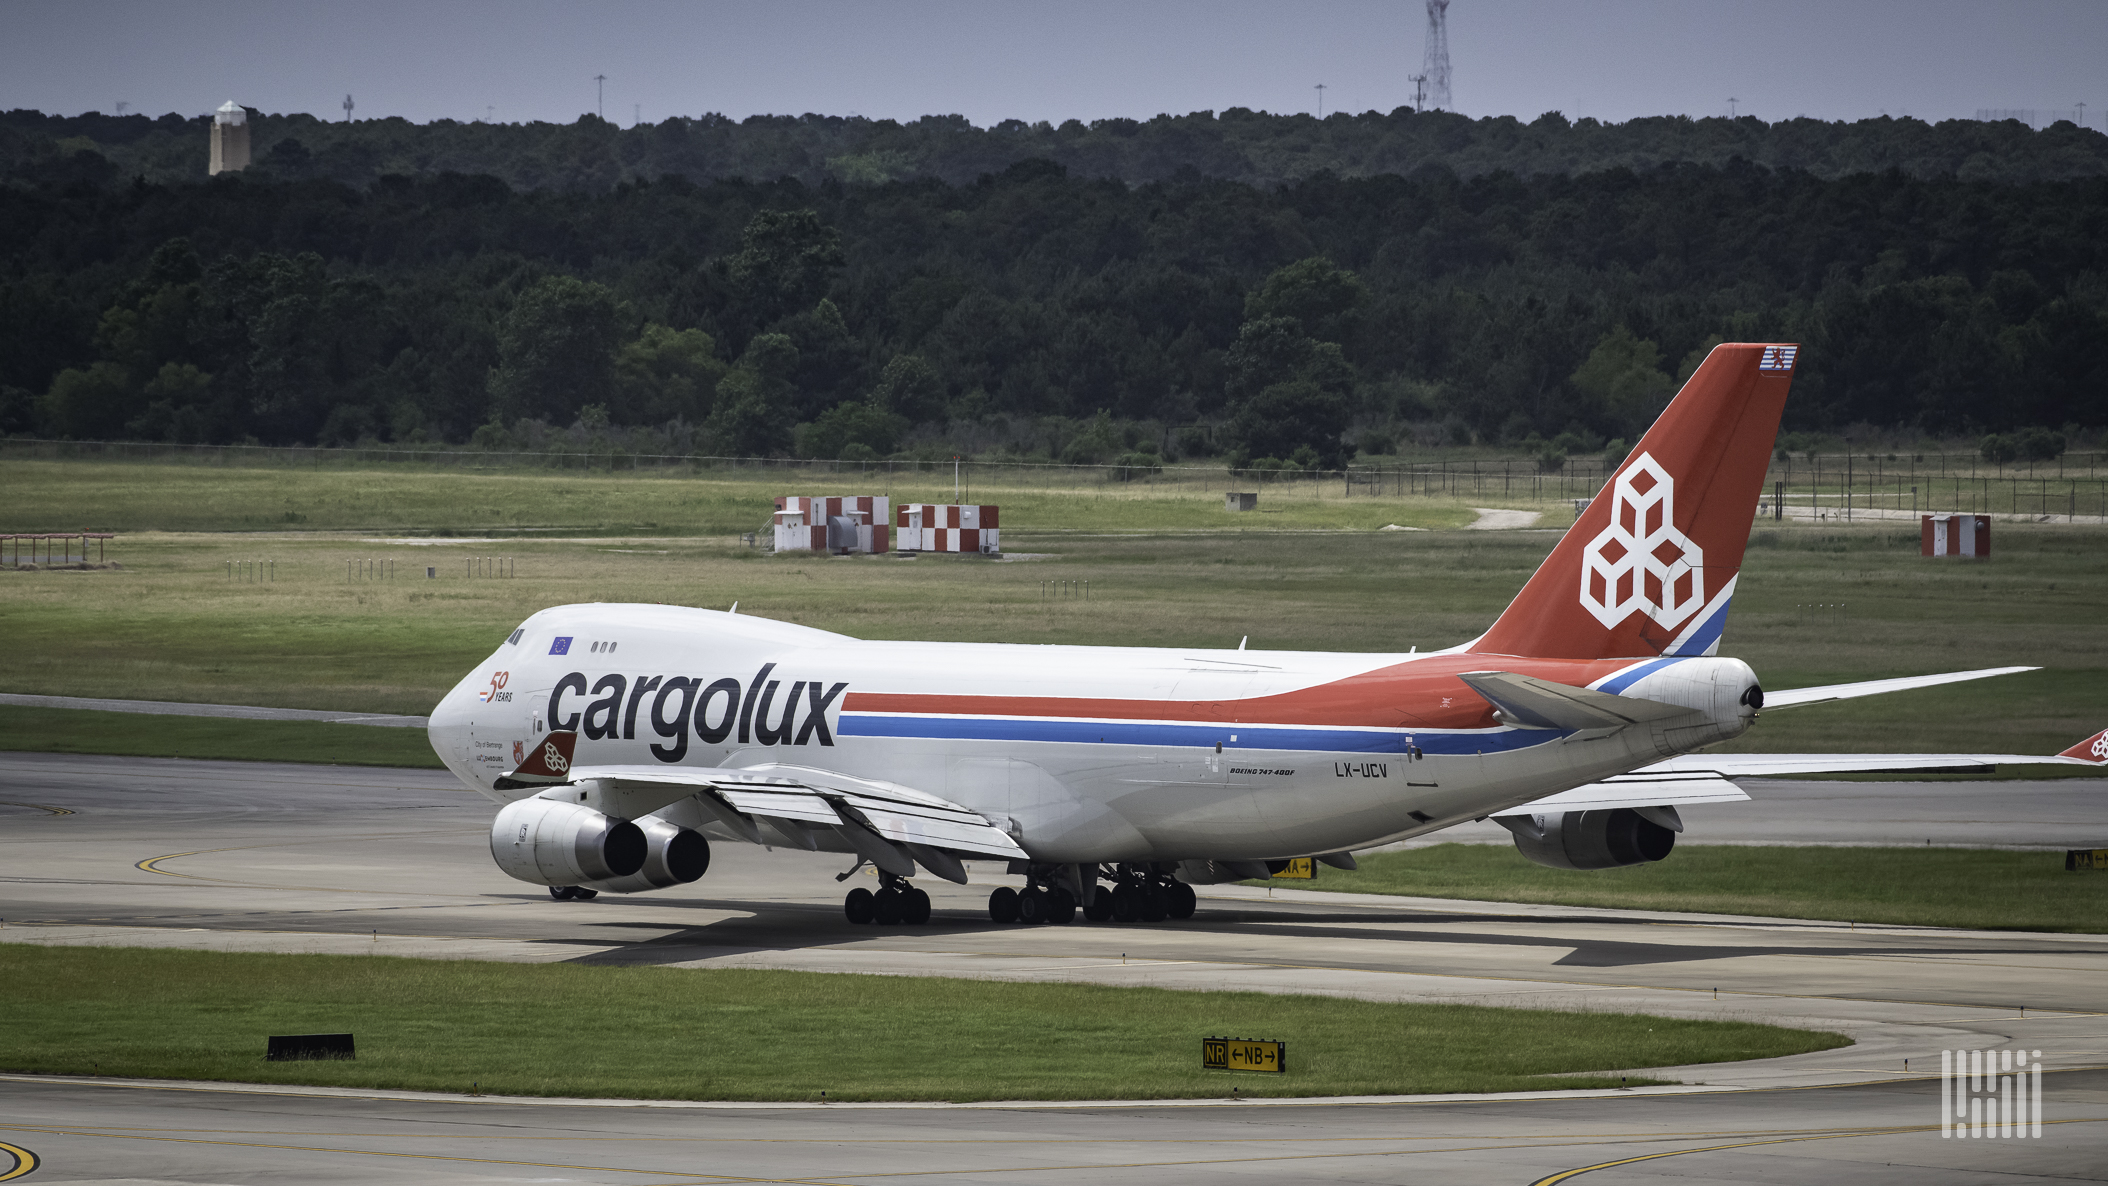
[[3, 752, 2105, 1183]]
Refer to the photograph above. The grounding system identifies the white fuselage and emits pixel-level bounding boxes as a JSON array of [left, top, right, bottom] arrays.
[[429, 604, 1754, 862]]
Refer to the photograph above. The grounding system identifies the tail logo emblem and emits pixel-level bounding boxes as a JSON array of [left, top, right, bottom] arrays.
[[1580, 452, 1706, 630], [542, 741, 570, 773], [1758, 345, 1798, 372], [2092, 731, 2108, 760]]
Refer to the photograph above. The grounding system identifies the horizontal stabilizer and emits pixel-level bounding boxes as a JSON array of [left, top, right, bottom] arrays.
[[1459, 670, 1693, 731], [1763, 666, 2036, 709]]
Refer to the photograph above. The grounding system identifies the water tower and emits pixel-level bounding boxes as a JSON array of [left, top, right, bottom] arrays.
[[209, 100, 250, 175]]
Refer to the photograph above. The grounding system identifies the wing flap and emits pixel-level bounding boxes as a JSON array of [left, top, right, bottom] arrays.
[[713, 787, 845, 826]]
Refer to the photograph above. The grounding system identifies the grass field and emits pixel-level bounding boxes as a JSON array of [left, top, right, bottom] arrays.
[[0, 458, 1483, 535], [0, 946, 1846, 1100], [1288, 845, 2108, 933], [1, 496, 2102, 756], [0, 705, 441, 767]]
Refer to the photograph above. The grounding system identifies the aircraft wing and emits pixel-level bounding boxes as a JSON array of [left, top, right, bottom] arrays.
[[545, 760, 1029, 862], [1503, 726, 2107, 818], [1762, 666, 2037, 709], [1507, 771, 1749, 815], [1642, 751, 2101, 778]]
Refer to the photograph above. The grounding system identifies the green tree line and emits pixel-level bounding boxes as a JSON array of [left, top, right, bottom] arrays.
[[1, 139, 2103, 466], [9, 106, 2106, 193]]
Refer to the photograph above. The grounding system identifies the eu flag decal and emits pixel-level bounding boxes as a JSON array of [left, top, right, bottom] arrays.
[[549, 636, 573, 655]]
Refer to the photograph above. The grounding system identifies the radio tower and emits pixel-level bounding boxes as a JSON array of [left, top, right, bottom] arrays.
[[1422, 0, 1452, 111]]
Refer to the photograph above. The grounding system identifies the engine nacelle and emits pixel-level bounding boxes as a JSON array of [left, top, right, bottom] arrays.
[[1500, 808, 1675, 870], [490, 797, 647, 887], [580, 816, 711, 894]]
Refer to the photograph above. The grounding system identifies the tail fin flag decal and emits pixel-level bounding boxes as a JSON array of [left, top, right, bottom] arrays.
[[1470, 343, 1798, 661]]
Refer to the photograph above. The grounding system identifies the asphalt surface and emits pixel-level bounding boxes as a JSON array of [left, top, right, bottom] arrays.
[[2, 753, 2105, 1183]]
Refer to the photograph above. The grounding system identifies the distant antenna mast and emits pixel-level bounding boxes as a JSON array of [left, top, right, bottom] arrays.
[[593, 74, 608, 120], [1408, 74, 1427, 109], [1314, 83, 1327, 118], [1422, 0, 1451, 111], [1727, 96, 1739, 118], [115, 101, 129, 116], [342, 94, 354, 123], [633, 102, 641, 126]]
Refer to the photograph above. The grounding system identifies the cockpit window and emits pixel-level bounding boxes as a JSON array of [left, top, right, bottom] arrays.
[[507, 628, 525, 646]]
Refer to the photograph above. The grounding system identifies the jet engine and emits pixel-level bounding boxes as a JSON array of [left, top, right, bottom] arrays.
[[579, 816, 711, 894], [1498, 808, 1676, 871], [490, 797, 647, 887]]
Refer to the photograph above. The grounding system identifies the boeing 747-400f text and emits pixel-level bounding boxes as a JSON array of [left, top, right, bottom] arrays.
[[429, 343, 2105, 925]]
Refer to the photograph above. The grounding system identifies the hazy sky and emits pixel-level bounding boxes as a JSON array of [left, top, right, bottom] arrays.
[[4, 0, 2102, 129]]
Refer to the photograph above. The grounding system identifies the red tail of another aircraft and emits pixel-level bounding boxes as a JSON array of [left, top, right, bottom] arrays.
[[1468, 343, 1799, 661]]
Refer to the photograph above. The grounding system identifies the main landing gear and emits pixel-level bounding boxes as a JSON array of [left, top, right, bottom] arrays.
[[989, 864, 1197, 925], [987, 883, 1077, 925], [843, 872, 933, 926], [548, 886, 598, 900]]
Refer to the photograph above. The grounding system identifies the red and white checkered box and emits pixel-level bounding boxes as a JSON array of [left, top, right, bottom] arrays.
[[772, 496, 891, 553], [895, 505, 1001, 553]]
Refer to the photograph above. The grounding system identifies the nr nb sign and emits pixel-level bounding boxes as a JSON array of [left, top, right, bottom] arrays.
[[1203, 1037, 1286, 1073]]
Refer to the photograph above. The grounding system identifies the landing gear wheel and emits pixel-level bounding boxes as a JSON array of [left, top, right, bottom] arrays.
[[874, 887, 905, 925], [1017, 886, 1049, 924], [1139, 882, 1168, 923], [1111, 883, 1139, 923], [1166, 881, 1197, 919], [1045, 887, 1077, 924], [573, 887, 598, 900], [988, 886, 1020, 924], [903, 887, 932, 925], [549, 885, 577, 901], [1084, 886, 1114, 922], [844, 887, 875, 924]]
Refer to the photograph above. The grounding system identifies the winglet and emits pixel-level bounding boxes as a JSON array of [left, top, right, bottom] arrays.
[[509, 731, 578, 783], [2057, 728, 2108, 764]]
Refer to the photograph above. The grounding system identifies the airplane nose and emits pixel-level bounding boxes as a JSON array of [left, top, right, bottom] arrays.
[[427, 677, 478, 783]]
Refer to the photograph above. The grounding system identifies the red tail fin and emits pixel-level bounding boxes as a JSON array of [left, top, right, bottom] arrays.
[[1468, 343, 1798, 660]]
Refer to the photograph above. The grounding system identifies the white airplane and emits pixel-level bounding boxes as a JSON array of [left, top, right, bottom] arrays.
[[429, 343, 2106, 926]]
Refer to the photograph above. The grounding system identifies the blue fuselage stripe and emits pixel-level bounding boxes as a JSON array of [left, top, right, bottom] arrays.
[[1597, 656, 1686, 696], [837, 714, 1566, 755]]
